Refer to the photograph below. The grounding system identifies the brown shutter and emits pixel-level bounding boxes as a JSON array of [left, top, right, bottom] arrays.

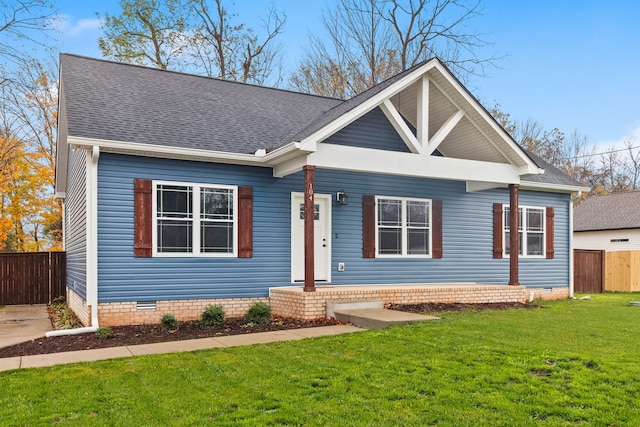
[[134, 179, 153, 257], [546, 206, 554, 259], [493, 203, 503, 259], [363, 195, 376, 258], [237, 186, 253, 258], [432, 199, 443, 258]]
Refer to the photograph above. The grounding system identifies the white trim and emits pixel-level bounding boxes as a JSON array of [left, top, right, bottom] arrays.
[[375, 195, 432, 258], [379, 99, 421, 154], [307, 143, 523, 184], [520, 180, 590, 194], [417, 75, 429, 148], [428, 110, 464, 155], [290, 192, 332, 283], [152, 180, 238, 257], [87, 146, 100, 327], [503, 204, 546, 259], [568, 191, 582, 298]]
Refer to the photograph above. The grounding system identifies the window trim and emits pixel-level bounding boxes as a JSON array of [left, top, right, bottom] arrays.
[[503, 204, 546, 259], [152, 180, 238, 257], [374, 195, 432, 258]]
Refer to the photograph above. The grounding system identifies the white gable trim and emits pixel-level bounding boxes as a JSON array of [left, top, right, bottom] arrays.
[[428, 110, 465, 155], [379, 99, 421, 154]]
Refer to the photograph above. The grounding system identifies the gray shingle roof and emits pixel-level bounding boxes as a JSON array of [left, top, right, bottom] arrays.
[[574, 192, 640, 231], [521, 151, 587, 188], [60, 54, 583, 190], [60, 54, 341, 154]]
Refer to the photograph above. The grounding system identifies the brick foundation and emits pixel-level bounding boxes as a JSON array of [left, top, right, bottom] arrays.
[[68, 284, 569, 326], [270, 284, 569, 320], [98, 297, 269, 326]]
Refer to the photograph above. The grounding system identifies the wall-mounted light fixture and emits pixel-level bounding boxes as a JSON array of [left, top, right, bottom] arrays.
[[336, 190, 348, 206]]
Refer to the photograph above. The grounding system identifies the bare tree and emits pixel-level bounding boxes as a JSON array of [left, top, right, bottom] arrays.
[[291, 0, 499, 98], [188, 0, 285, 84], [98, 0, 191, 70]]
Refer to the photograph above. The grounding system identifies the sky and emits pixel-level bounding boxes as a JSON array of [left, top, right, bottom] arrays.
[[50, 0, 640, 151]]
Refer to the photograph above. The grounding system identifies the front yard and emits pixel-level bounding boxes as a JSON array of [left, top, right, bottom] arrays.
[[2, 293, 640, 426]]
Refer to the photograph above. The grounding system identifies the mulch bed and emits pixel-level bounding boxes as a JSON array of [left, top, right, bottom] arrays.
[[0, 302, 537, 358]]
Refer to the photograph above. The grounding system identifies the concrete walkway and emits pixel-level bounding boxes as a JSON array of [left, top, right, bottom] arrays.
[[0, 305, 51, 349], [0, 324, 364, 372]]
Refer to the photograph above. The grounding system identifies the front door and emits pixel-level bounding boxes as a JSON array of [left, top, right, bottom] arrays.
[[291, 193, 331, 282]]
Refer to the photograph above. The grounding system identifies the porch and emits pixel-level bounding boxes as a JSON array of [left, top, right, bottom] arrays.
[[270, 283, 569, 320]]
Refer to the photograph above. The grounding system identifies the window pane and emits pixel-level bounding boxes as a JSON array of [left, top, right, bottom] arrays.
[[527, 233, 543, 256], [157, 220, 192, 252], [201, 188, 233, 220], [527, 209, 544, 231], [299, 203, 320, 220], [201, 222, 233, 253], [407, 229, 429, 255], [157, 185, 192, 218], [504, 231, 524, 255], [379, 228, 401, 254], [407, 201, 429, 227], [378, 199, 401, 226]]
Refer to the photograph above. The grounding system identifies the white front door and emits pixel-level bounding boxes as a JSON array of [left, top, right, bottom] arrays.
[[291, 193, 331, 282]]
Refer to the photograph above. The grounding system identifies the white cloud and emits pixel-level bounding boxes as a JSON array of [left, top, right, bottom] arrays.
[[592, 126, 640, 150], [67, 18, 102, 37]]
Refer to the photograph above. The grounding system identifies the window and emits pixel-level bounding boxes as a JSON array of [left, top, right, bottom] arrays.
[[504, 206, 545, 257], [376, 196, 431, 256], [154, 182, 237, 256]]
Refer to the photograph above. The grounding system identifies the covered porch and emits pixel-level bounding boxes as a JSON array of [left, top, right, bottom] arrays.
[[270, 283, 569, 320]]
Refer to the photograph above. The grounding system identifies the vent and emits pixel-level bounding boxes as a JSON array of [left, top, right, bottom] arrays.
[[611, 238, 629, 243], [136, 301, 157, 310], [543, 288, 553, 294]]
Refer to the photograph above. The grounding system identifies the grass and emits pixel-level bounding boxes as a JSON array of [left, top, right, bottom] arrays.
[[2, 293, 640, 426]]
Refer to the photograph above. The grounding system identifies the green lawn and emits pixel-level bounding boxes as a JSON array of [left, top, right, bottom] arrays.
[[3, 293, 640, 426]]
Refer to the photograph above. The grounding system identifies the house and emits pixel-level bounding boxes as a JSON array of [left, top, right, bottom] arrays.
[[55, 54, 589, 326], [574, 192, 640, 291]]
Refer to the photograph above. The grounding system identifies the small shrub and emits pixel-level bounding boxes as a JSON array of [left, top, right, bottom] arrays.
[[96, 327, 112, 339], [161, 313, 179, 331], [246, 302, 272, 325], [50, 299, 80, 330], [201, 304, 225, 328]]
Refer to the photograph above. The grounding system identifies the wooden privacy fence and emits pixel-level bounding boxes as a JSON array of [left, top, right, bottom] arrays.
[[574, 249, 604, 293], [605, 250, 640, 292], [0, 252, 66, 305]]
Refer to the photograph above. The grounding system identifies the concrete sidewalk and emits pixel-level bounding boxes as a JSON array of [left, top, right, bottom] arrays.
[[0, 324, 364, 372], [0, 305, 51, 349]]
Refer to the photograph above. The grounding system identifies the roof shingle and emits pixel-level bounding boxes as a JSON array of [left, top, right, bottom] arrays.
[[574, 192, 640, 231]]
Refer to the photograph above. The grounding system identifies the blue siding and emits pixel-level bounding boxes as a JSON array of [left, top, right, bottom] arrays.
[[324, 107, 412, 152], [97, 153, 570, 302], [65, 146, 87, 299]]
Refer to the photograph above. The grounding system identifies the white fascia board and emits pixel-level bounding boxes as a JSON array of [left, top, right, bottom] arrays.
[[298, 60, 439, 149], [429, 62, 540, 172], [67, 136, 273, 167], [379, 99, 421, 154], [466, 181, 505, 192], [273, 155, 308, 178], [307, 144, 522, 183], [520, 181, 591, 194]]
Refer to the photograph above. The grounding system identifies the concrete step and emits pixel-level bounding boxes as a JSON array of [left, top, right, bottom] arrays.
[[333, 308, 440, 330], [326, 300, 384, 318]]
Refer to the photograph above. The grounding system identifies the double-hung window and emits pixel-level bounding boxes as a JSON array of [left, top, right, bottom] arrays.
[[504, 206, 545, 257], [154, 182, 237, 256], [376, 196, 431, 257]]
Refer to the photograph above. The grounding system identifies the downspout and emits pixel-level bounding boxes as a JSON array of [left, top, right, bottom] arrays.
[[47, 146, 100, 337], [568, 191, 582, 299]]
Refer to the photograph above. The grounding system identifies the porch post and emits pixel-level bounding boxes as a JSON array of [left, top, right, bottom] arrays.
[[303, 165, 316, 292], [509, 183, 519, 286]]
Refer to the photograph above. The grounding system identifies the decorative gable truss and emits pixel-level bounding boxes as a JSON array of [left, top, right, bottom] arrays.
[[277, 59, 543, 187]]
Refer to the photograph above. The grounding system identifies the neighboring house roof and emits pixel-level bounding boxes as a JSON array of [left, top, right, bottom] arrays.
[[574, 192, 640, 231]]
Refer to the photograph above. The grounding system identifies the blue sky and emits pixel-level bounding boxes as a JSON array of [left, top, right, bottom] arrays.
[[52, 0, 640, 150]]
